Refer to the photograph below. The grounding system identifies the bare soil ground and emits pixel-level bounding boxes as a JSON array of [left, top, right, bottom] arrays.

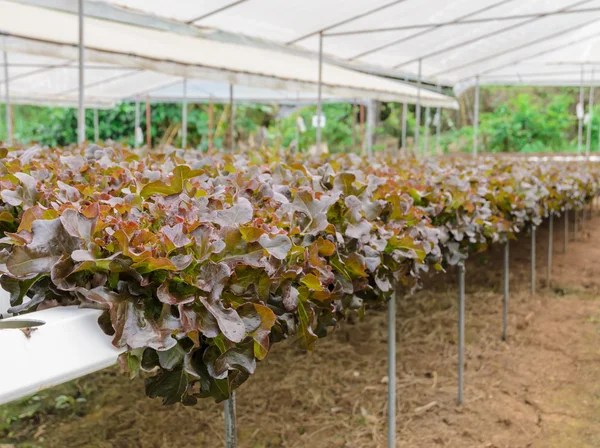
[[1, 212, 600, 448]]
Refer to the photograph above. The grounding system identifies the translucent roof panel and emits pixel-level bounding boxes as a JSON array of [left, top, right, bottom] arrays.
[[0, 1, 458, 108], [95, 0, 600, 86]]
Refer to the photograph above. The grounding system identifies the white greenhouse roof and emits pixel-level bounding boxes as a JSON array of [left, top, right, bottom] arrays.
[[86, 0, 600, 87], [0, 1, 459, 109]]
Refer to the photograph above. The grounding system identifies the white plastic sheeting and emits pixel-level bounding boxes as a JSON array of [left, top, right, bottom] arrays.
[[96, 0, 600, 86], [0, 1, 458, 109]]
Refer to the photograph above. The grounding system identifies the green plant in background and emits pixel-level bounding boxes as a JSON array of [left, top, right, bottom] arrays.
[[0, 88, 590, 154]]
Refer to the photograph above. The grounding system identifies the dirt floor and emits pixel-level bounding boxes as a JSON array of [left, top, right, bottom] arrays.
[[1, 212, 600, 448]]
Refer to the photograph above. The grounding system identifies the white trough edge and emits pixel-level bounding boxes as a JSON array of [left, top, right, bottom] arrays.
[[0, 304, 125, 406]]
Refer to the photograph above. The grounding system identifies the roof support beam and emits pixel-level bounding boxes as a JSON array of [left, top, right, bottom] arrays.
[[325, 6, 600, 37], [187, 0, 251, 24], [347, 0, 513, 61], [392, 0, 593, 69], [286, 0, 407, 45], [459, 27, 600, 82], [432, 16, 600, 77]]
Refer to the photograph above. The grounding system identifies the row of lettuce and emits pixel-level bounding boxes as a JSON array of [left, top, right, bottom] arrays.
[[0, 144, 598, 405]]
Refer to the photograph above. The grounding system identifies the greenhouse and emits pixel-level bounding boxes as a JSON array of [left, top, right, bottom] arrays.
[[1, 1, 600, 447]]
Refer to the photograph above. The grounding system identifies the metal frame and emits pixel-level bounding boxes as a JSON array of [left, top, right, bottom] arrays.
[[229, 84, 234, 151], [134, 97, 141, 148], [346, 0, 514, 62], [502, 241, 509, 341], [316, 32, 324, 153], [578, 66, 585, 155], [531, 227, 536, 296], [423, 105, 430, 157], [547, 214, 553, 288], [457, 263, 465, 406], [414, 59, 422, 155], [2, 51, 11, 145], [387, 291, 396, 448], [586, 69, 595, 158], [472, 75, 480, 157], [182, 78, 188, 148], [458, 23, 600, 83], [393, 0, 589, 70], [77, 0, 85, 144], [324, 6, 600, 37], [401, 76, 408, 154]]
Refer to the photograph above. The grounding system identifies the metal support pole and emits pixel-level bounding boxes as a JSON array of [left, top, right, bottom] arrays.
[[182, 78, 188, 148], [414, 59, 422, 155], [578, 66, 584, 155], [366, 99, 375, 159], [435, 85, 442, 156], [316, 32, 324, 154], [360, 103, 365, 155], [457, 263, 465, 406], [547, 214, 553, 288], [208, 100, 214, 151], [586, 69, 595, 159], [145, 96, 151, 149], [77, 0, 85, 144], [2, 51, 11, 146], [93, 108, 99, 142], [423, 106, 430, 157], [229, 84, 234, 151], [530, 227, 536, 296], [387, 291, 396, 448], [352, 102, 357, 152], [401, 76, 408, 154], [564, 209, 568, 253], [401, 101, 408, 154], [473, 75, 480, 158], [502, 241, 509, 341], [134, 98, 140, 148], [224, 391, 237, 448]]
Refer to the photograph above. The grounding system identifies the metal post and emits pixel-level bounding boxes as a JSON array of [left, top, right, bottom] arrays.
[[423, 106, 430, 157], [224, 391, 237, 448], [360, 103, 365, 156], [229, 84, 235, 151], [530, 227, 536, 296], [547, 214, 553, 288], [316, 32, 324, 154], [473, 75, 480, 158], [586, 69, 595, 159], [352, 102, 357, 152], [401, 76, 408, 154], [93, 108, 99, 142], [182, 78, 188, 148], [387, 291, 396, 448], [564, 209, 568, 253], [457, 263, 465, 406], [2, 51, 11, 146], [77, 0, 85, 144], [578, 66, 584, 155], [208, 100, 214, 151], [435, 85, 442, 156], [134, 98, 140, 148], [366, 99, 375, 159], [145, 96, 151, 149], [414, 59, 422, 156], [502, 241, 509, 341]]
